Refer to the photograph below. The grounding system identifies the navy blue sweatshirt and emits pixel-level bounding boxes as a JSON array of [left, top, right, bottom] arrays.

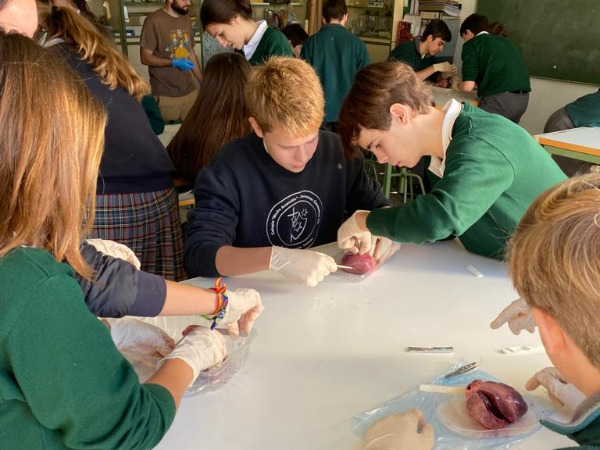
[[184, 131, 390, 277], [55, 44, 174, 194]]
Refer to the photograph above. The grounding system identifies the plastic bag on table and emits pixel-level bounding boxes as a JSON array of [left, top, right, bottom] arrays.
[[352, 361, 549, 449]]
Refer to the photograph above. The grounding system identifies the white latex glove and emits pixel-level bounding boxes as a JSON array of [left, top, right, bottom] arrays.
[[222, 289, 263, 338], [490, 297, 536, 335], [433, 61, 453, 73], [371, 236, 400, 265], [526, 367, 586, 411], [161, 327, 226, 385], [364, 409, 434, 450], [107, 317, 175, 357], [86, 238, 141, 270], [338, 210, 373, 255], [269, 246, 337, 287]]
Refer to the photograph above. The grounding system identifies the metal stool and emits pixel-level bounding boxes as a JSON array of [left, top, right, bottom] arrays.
[[383, 164, 425, 202]]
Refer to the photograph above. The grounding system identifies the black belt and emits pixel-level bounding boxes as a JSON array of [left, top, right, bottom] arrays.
[[508, 90, 528, 94]]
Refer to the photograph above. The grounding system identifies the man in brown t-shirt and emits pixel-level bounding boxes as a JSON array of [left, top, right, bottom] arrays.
[[140, 0, 203, 122]]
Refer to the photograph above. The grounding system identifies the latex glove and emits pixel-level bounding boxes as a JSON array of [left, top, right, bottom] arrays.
[[269, 246, 336, 287], [338, 210, 373, 255], [364, 409, 434, 450], [371, 236, 400, 265], [490, 297, 536, 335], [526, 367, 586, 411], [433, 61, 453, 73], [107, 317, 175, 357], [441, 64, 458, 77], [161, 327, 226, 384], [221, 289, 263, 338], [86, 238, 141, 269], [172, 58, 194, 71]]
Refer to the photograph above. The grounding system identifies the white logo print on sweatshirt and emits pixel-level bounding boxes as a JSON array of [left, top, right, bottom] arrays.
[[266, 190, 323, 248]]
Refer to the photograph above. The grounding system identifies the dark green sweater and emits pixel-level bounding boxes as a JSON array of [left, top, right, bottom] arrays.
[[248, 26, 293, 66], [0, 247, 176, 449], [301, 24, 370, 122], [367, 102, 566, 259], [461, 33, 530, 97], [566, 89, 600, 127]]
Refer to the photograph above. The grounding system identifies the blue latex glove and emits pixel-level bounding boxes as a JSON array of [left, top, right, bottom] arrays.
[[172, 58, 194, 71]]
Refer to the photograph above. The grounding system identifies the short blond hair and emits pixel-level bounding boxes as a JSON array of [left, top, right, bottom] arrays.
[[245, 57, 324, 136], [508, 173, 600, 368], [0, 31, 105, 277]]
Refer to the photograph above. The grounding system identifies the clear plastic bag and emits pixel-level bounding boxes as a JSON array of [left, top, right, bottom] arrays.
[[130, 316, 257, 396], [352, 361, 549, 449]]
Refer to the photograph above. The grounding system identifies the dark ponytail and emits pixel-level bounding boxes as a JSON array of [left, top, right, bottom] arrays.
[[201, 0, 253, 28]]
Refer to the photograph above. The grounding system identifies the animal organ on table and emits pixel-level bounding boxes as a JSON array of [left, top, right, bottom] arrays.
[[341, 253, 377, 275], [465, 380, 528, 429]]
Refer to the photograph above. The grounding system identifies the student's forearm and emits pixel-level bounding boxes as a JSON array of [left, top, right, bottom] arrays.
[[159, 281, 218, 316], [146, 359, 192, 409], [457, 80, 476, 92], [215, 246, 272, 276], [416, 66, 436, 81], [140, 48, 173, 68]]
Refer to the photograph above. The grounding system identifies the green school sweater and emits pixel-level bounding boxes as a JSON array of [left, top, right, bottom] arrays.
[[301, 24, 370, 122], [367, 103, 566, 259], [388, 39, 437, 82], [566, 89, 600, 127], [0, 247, 176, 449], [248, 26, 294, 66], [461, 33, 530, 97]]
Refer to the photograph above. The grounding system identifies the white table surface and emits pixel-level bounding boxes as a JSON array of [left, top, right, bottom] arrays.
[[155, 240, 574, 450], [536, 126, 600, 150], [157, 124, 182, 148], [431, 86, 478, 107]]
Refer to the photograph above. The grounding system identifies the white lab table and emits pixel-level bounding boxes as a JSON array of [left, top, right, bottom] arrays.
[[155, 240, 574, 450], [536, 127, 600, 165]]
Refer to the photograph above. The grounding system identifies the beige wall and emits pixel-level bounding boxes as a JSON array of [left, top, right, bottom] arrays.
[[455, 0, 599, 135]]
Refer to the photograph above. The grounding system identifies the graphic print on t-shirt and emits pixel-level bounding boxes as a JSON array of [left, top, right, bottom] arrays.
[[168, 29, 192, 59], [266, 190, 323, 248]]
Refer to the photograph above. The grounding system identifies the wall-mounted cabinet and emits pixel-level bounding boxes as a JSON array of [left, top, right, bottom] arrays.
[[249, 2, 308, 31], [346, 0, 405, 62]]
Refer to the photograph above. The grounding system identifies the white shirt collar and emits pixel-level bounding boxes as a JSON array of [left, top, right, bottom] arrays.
[[476, 31, 489, 37], [244, 20, 268, 60], [428, 99, 462, 178]]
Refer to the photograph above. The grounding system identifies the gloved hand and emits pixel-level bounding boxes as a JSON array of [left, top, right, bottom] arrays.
[[490, 297, 536, 335], [371, 236, 400, 265], [161, 327, 226, 385], [269, 246, 337, 287], [526, 367, 586, 411], [364, 409, 434, 450], [86, 238, 141, 269], [433, 61, 453, 73], [172, 58, 195, 71], [107, 317, 175, 356], [187, 289, 264, 339], [338, 210, 373, 255]]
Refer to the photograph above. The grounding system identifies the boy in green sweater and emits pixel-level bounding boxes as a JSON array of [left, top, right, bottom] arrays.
[[336, 61, 565, 260], [301, 0, 370, 131], [363, 174, 600, 449], [456, 14, 530, 124]]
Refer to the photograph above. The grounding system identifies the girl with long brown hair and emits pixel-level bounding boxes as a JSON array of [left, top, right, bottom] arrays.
[[39, 4, 185, 280], [0, 30, 228, 449], [168, 51, 252, 182]]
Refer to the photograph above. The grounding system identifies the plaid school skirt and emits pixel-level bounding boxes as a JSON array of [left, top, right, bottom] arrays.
[[91, 188, 185, 281]]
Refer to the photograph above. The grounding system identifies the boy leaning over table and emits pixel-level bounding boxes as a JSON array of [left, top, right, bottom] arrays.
[[184, 57, 394, 287], [363, 174, 600, 449], [336, 61, 565, 261]]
